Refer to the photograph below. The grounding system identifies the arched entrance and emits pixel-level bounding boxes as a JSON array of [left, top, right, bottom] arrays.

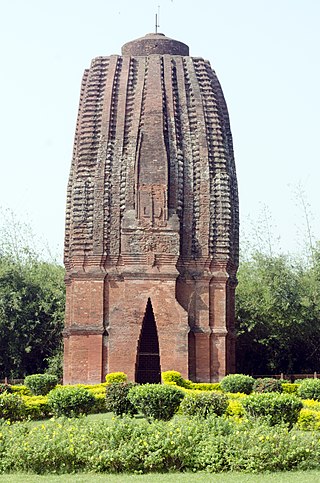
[[135, 298, 161, 383]]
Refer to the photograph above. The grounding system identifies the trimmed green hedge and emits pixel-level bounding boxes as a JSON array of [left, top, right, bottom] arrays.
[[180, 391, 228, 418], [0, 392, 25, 421], [47, 386, 95, 417], [24, 374, 58, 396], [105, 372, 128, 384], [253, 378, 283, 393], [162, 370, 221, 391], [220, 374, 254, 394], [298, 379, 320, 401], [282, 383, 299, 394], [128, 384, 184, 420], [242, 392, 303, 429], [105, 382, 137, 416]]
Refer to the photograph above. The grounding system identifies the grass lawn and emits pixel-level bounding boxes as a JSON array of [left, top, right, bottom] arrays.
[[0, 470, 320, 482]]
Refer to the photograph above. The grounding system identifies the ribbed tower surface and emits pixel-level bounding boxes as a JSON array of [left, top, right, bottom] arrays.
[[63, 33, 239, 385]]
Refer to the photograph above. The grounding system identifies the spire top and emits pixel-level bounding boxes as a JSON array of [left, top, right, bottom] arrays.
[[121, 32, 189, 56], [155, 5, 160, 33]]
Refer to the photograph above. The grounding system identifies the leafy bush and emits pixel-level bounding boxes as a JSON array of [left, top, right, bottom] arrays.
[[253, 378, 283, 393], [128, 384, 184, 420], [180, 391, 228, 418], [0, 392, 25, 421], [105, 382, 137, 416], [190, 382, 221, 391], [220, 374, 254, 394], [0, 416, 320, 474], [162, 370, 192, 388], [302, 399, 320, 411], [162, 370, 221, 391], [24, 374, 58, 396], [298, 378, 320, 401], [282, 383, 299, 394], [10, 384, 31, 396], [47, 386, 95, 417], [297, 408, 320, 430], [22, 395, 51, 420], [0, 383, 12, 394], [90, 393, 107, 414], [105, 372, 128, 384], [242, 393, 303, 428], [225, 399, 245, 419]]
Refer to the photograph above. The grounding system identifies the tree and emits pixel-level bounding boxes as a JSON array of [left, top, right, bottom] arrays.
[[0, 255, 65, 378], [0, 209, 65, 379], [236, 248, 320, 375]]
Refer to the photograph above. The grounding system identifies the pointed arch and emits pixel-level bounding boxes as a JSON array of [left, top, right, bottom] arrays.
[[135, 298, 161, 383]]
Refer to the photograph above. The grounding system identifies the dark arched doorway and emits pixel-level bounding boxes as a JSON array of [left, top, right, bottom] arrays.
[[135, 298, 161, 383]]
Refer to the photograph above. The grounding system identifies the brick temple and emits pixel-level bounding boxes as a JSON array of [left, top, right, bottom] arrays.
[[63, 33, 239, 384]]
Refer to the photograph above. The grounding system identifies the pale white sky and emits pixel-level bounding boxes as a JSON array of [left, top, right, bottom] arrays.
[[1, 0, 319, 261]]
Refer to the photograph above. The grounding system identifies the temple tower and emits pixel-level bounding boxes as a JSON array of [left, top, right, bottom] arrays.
[[63, 33, 239, 384]]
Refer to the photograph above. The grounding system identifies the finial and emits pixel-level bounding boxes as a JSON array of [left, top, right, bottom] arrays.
[[155, 5, 160, 33]]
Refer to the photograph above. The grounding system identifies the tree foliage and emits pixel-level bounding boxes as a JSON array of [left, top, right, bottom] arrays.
[[236, 244, 320, 375], [0, 209, 65, 379], [0, 254, 65, 378]]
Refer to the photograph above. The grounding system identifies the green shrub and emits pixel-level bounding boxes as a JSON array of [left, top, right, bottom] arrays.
[[242, 392, 303, 429], [253, 378, 283, 393], [90, 393, 107, 414], [10, 384, 31, 396], [297, 408, 320, 430], [162, 370, 192, 388], [220, 374, 254, 394], [225, 399, 245, 418], [24, 374, 58, 396], [128, 384, 184, 420], [298, 378, 320, 401], [282, 383, 299, 394], [105, 372, 128, 384], [47, 386, 95, 417], [162, 370, 221, 391], [0, 383, 12, 394], [105, 382, 137, 416], [0, 392, 25, 421], [302, 399, 320, 411], [180, 391, 228, 418], [190, 382, 221, 391], [0, 416, 320, 474], [22, 395, 51, 420]]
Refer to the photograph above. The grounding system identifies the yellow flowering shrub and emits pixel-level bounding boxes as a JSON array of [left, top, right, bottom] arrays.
[[297, 408, 320, 430]]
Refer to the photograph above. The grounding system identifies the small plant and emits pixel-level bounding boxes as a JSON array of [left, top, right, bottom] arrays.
[[24, 374, 58, 396], [128, 384, 184, 420], [297, 378, 320, 401], [47, 386, 95, 417], [22, 395, 51, 420], [162, 370, 192, 388], [162, 371, 221, 391], [105, 372, 128, 384], [297, 408, 320, 430], [253, 378, 283, 393], [0, 392, 26, 421], [242, 392, 303, 429], [105, 382, 138, 416], [0, 383, 12, 394], [220, 374, 254, 395], [282, 383, 299, 394], [180, 391, 228, 418]]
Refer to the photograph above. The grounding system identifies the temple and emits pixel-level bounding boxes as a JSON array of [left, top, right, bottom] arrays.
[[63, 33, 239, 384]]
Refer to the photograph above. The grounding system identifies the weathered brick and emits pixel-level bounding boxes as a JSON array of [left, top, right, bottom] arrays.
[[63, 33, 239, 384]]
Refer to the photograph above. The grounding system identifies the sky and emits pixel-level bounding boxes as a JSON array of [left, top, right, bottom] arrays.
[[1, 0, 319, 262]]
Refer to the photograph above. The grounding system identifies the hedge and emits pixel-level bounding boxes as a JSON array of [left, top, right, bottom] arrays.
[[0, 417, 319, 474]]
